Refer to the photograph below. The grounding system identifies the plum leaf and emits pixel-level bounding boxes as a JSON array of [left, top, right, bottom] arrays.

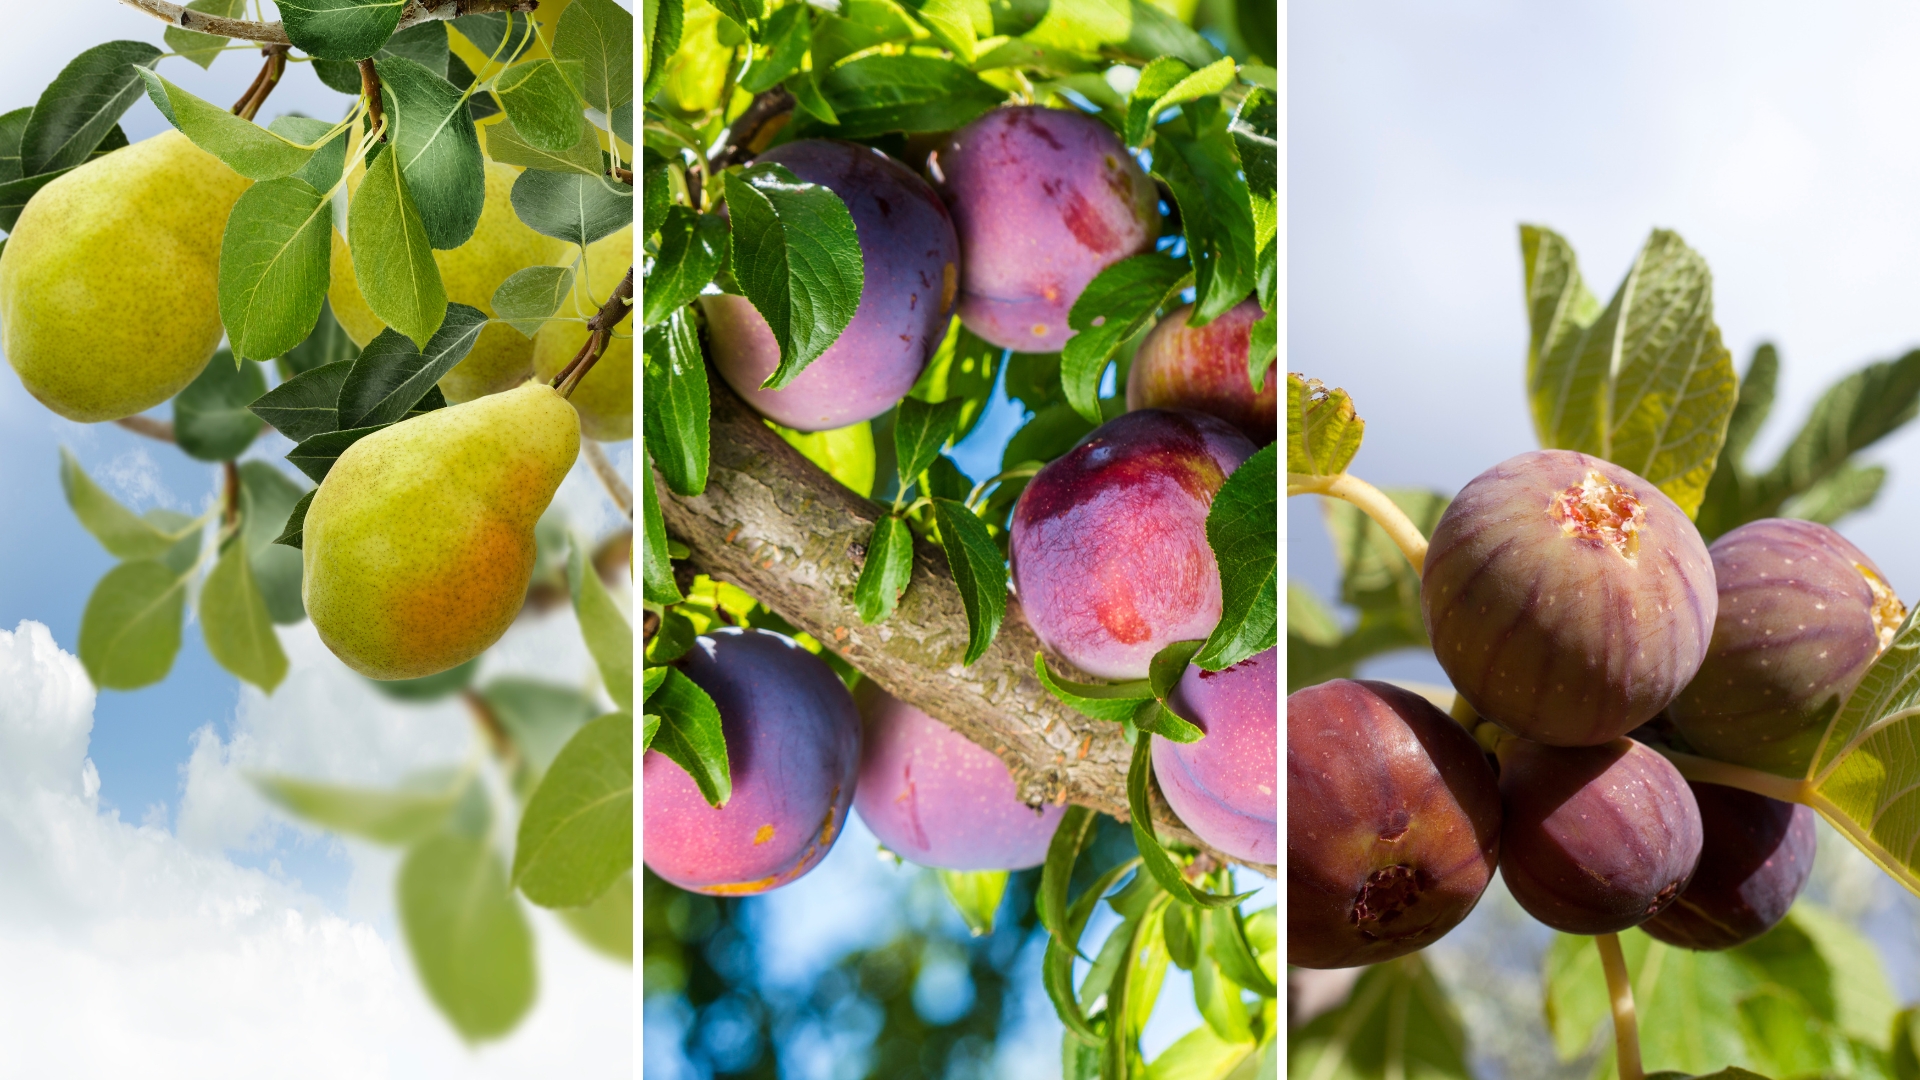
[[1125, 55, 1237, 148], [512, 711, 633, 908], [1152, 114, 1258, 326], [397, 832, 535, 1040], [1194, 442, 1275, 671], [1061, 252, 1193, 424], [1522, 225, 1737, 519], [348, 142, 446, 347], [1288, 954, 1472, 1080], [806, 55, 1004, 138], [642, 309, 711, 496], [217, 178, 333, 361], [641, 452, 684, 606], [894, 397, 966, 486], [909, 319, 1002, 442], [647, 668, 731, 807], [930, 498, 1006, 664], [1034, 652, 1153, 722], [643, 0, 685, 102], [1127, 735, 1253, 908], [853, 514, 914, 624], [721, 163, 863, 391], [643, 206, 727, 326], [935, 868, 1007, 936]]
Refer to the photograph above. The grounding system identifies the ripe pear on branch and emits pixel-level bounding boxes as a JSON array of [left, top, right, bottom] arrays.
[[330, 160, 566, 403], [302, 381, 580, 681], [0, 131, 249, 422]]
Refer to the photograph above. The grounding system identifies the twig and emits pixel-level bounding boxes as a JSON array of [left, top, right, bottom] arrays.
[[1288, 471, 1429, 572], [359, 60, 386, 141], [222, 460, 241, 532], [582, 440, 633, 519], [114, 416, 176, 443], [114, 0, 538, 46], [230, 44, 289, 122], [612, 165, 633, 184], [1595, 933, 1644, 1080], [551, 267, 634, 396], [708, 87, 795, 171]]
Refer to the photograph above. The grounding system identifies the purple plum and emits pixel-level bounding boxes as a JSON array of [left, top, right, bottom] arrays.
[[1152, 647, 1277, 864], [1126, 298, 1275, 445]]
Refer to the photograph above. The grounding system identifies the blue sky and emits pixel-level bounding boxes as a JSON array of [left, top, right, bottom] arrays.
[[0, 5, 632, 1073]]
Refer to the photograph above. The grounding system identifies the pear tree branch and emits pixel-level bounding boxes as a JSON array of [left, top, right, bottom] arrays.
[[114, 0, 539, 46], [552, 266, 634, 396], [657, 370, 1273, 875], [230, 44, 289, 121], [113, 415, 176, 442], [358, 59, 386, 140]]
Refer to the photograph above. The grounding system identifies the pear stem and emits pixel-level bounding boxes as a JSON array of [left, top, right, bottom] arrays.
[[230, 44, 289, 123], [113, 416, 175, 443], [582, 440, 632, 519], [551, 266, 635, 398], [222, 460, 241, 534], [113, 0, 539, 47], [359, 61, 386, 142]]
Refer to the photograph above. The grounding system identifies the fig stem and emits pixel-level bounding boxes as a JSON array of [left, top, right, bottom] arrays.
[[1654, 747, 1809, 805], [1287, 471, 1428, 572], [1595, 932, 1643, 1080]]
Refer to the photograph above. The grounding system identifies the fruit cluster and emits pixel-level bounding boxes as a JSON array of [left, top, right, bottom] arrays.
[[646, 105, 1277, 892], [1288, 448, 1898, 966]]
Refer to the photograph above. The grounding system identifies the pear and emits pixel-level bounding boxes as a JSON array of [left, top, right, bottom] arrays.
[[532, 224, 633, 441], [330, 160, 566, 402], [0, 131, 249, 422], [303, 381, 580, 680]]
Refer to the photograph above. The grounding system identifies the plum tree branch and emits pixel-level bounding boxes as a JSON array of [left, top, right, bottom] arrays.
[[658, 370, 1273, 875], [1289, 470, 1428, 572], [115, 0, 538, 47]]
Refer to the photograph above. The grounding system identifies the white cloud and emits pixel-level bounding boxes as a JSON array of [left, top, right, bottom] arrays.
[[0, 615, 631, 1077]]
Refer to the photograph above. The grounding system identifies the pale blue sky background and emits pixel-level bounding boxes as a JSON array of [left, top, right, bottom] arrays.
[[1291, 3, 1920, 1074]]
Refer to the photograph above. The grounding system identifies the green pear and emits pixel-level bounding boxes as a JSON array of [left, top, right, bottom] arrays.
[[0, 131, 249, 422], [303, 381, 580, 680], [533, 224, 633, 441], [330, 160, 566, 403]]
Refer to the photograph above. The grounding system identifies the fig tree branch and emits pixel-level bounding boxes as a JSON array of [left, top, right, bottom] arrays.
[[582, 439, 632, 519], [1595, 933, 1644, 1080], [658, 370, 1273, 875], [115, 0, 538, 47], [1289, 470, 1428, 572], [552, 266, 634, 396]]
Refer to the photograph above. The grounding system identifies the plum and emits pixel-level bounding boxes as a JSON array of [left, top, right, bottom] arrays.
[[1497, 737, 1703, 935], [852, 683, 1065, 870], [928, 105, 1160, 352], [1288, 679, 1502, 969], [1126, 298, 1275, 445], [1152, 647, 1277, 864], [1640, 782, 1816, 950], [1010, 408, 1255, 680], [701, 139, 959, 432], [642, 627, 861, 895], [1667, 518, 1905, 775], [1422, 449, 1717, 747]]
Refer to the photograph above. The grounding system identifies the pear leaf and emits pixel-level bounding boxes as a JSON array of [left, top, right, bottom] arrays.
[[20, 41, 160, 176], [58, 448, 199, 561], [201, 537, 289, 693], [218, 178, 334, 361], [78, 560, 188, 691], [248, 359, 353, 441], [552, 0, 633, 114], [375, 55, 485, 250], [492, 265, 576, 338], [347, 141, 445, 347], [165, 0, 248, 69], [136, 70, 314, 181], [397, 832, 535, 1041], [568, 537, 633, 712], [279, 0, 408, 63], [495, 58, 587, 154], [252, 769, 466, 845], [510, 168, 631, 248], [173, 348, 267, 461], [334, 304, 487, 429], [512, 711, 633, 908]]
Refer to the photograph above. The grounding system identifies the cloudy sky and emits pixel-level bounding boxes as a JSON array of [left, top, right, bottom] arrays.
[[0, 4, 631, 1073]]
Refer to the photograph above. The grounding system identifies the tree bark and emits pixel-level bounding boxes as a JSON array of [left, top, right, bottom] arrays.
[[657, 367, 1275, 876]]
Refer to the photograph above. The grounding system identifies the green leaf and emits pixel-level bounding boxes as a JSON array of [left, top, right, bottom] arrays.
[[137, 70, 313, 180], [78, 560, 188, 691], [1126, 56, 1237, 147], [491, 265, 575, 338], [643, 0, 685, 101], [785, 70, 840, 126], [173, 350, 267, 461], [1782, 462, 1886, 526], [776, 421, 877, 496], [218, 177, 333, 361], [484, 114, 605, 175], [1145, 1024, 1259, 1080], [721, 163, 863, 390], [894, 397, 966, 486], [1289, 955, 1472, 1079], [1038, 804, 1094, 939], [237, 462, 309, 623], [496, 57, 587, 156], [201, 535, 289, 693], [166, 0, 248, 69], [553, 0, 633, 114], [1230, 87, 1276, 201], [278, 298, 360, 378], [642, 310, 711, 497], [1128, 735, 1253, 906], [376, 55, 486, 250], [568, 538, 633, 712], [59, 448, 199, 560], [904, 0, 991, 62], [286, 424, 389, 484], [480, 678, 601, 779], [513, 712, 633, 908], [1523, 225, 1737, 519], [1285, 372, 1364, 477], [20, 41, 161, 176], [648, 668, 731, 807], [510, 167, 631, 248], [739, 4, 812, 93], [335, 306, 488, 428], [1755, 349, 1920, 515], [1061, 253, 1191, 423], [854, 514, 915, 624], [930, 498, 1005, 665], [558, 871, 633, 961], [1035, 652, 1154, 722], [272, 490, 314, 549], [253, 770, 466, 844], [1152, 116, 1257, 326], [1808, 607, 1920, 895], [644, 206, 727, 326], [249, 358, 353, 441], [279, 0, 407, 62], [348, 141, 446, 347], [641, 454, 683, 607], [315, 20, 451, 91], [805, 54, 1003, 138], [1045, 855, 1141, 1045], [397, 832, 536, 1042], [0, 122, 125, 233], [934, 868, 1007, 936], [264, 114, 352, 194], [1206, 905, 1276, 998], [1193, 443, 1276, 671], [909, 318, 1001, 441]]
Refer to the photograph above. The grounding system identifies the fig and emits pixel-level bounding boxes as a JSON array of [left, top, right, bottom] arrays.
[[1640, 782, 1816, 950]]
